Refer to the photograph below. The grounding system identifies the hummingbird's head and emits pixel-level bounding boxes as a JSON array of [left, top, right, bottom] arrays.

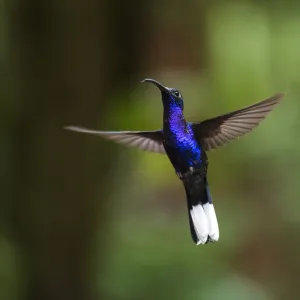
[[142, 78, 184, 111]]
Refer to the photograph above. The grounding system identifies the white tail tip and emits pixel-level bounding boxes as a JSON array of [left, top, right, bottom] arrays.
[[190, 203, 219, 245], [203, 203, 219, 242], [190, 205, 208, 244]]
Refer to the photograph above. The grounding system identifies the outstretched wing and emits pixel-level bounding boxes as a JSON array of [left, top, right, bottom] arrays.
[[65, 126, 166, 154], [191, 93, 284, 151]]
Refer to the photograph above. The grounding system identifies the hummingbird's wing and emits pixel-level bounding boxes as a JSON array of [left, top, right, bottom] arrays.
[[191, 93, 284, 151], [65, 126, 165, 154]]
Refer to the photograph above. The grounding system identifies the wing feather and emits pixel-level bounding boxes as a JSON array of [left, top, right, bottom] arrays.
[[192, 93, 284, 151], [65, 126, 166, 154]]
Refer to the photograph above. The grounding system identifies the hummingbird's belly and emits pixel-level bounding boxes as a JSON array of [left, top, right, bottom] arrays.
[[164, 135, 203, 172]]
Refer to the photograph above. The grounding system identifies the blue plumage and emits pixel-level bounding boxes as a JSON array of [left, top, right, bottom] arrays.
[[65, 78, 284, 245], [162, 95, 203, 173]]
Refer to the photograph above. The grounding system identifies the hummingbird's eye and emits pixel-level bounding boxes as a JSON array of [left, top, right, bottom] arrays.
[[174, 91, 182, 98]]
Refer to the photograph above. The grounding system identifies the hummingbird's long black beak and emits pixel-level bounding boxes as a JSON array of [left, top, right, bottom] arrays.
[[141, 78, 169, 93]]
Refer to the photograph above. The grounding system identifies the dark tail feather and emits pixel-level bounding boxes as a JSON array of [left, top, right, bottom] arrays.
[[184, 174, 219, 245], [187, 199, 200, 244]]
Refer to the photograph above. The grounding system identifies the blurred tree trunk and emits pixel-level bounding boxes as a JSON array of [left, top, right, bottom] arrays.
[[9, 0, 148, 299]]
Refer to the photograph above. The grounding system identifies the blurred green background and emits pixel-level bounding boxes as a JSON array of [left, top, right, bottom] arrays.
[[1, 0, 300, 299]]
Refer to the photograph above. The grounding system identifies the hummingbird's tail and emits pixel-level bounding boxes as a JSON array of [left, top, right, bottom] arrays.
[[183, 172, 219, 245]]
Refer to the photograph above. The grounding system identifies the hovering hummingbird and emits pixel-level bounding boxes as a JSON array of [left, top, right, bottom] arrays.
[[65, 79, 284, 245]]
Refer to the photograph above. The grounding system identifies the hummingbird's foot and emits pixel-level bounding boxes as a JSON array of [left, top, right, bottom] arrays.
[[176, 172, 183, 180], [189, 167, 195, 173], [181, 167, 196, 179]]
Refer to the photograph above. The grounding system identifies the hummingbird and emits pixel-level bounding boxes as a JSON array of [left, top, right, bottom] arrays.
[[65, 79, 284, 245]]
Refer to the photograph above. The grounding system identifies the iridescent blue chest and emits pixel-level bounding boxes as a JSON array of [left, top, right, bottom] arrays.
[[163, 107, 202, 172]]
